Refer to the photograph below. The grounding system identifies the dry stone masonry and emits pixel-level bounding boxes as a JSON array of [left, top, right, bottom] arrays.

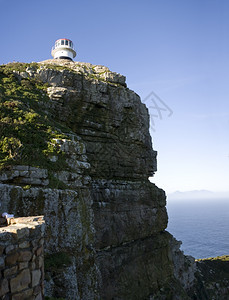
[[0, 216, 45, 300]]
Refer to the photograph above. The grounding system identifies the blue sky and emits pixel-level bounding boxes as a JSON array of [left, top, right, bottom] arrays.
[[1, 0, 229, 193]]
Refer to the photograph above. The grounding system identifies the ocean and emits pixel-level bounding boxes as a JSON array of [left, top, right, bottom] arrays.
[[166, 198, 229, 259]]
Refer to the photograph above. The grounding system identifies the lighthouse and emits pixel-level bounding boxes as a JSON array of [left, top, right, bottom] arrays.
[[51, 38, 76, 60]]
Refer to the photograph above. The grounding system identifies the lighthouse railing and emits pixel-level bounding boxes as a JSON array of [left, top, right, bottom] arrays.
[[51, 44, 75, 51]]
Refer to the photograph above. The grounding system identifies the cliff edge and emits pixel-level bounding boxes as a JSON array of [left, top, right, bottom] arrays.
[[0, 60, 203, 299]]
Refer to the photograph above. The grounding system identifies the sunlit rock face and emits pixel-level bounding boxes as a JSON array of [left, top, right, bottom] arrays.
[[0, 60, 196, 299]]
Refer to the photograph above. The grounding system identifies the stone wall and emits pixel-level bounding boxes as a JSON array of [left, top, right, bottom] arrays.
[[0, 216, 45, 300]]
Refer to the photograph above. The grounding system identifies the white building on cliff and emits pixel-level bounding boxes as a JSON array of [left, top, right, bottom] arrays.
[[51, 38, 76, 60]]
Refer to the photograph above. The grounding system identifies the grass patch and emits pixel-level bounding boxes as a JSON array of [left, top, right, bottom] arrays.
[[196, 255, 229, 282], [0, 63, 73, 171], [197, 255, 229, 262], [45, 252, 72, 271], [1, 62, 39, 73]]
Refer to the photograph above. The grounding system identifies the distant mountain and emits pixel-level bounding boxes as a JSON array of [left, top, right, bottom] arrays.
[[167, 190, 229, 200]]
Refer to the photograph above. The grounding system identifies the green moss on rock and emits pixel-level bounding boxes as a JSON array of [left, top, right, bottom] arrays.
[[0, 63, 72, 171], [45, 252, 72, 271], [1, 62, 39, 73]]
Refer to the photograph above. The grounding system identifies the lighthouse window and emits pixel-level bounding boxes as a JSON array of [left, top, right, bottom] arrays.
[[65, 40, 68, 45], [61, 40, 64, 45]]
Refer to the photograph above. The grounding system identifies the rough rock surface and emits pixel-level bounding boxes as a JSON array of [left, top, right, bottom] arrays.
[[0, 216, 45, 300], [195, 256, 229, 299], [0, 59, 197, 299]]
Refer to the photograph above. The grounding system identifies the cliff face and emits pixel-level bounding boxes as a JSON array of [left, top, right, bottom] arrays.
[[0, 60, 195, 299]]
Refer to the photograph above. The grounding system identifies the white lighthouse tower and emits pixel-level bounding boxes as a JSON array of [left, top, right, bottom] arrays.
[[51, 38, 76, 60]]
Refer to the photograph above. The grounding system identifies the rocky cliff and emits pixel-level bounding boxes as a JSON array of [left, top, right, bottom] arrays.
[[0, 60, 202, 299]]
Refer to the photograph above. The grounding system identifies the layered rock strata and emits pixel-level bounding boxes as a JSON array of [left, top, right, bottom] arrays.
[[0, 60, 195, 299]]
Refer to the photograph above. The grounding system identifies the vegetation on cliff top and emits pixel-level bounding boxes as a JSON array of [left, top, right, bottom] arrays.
[[196, 255, 229, 281], [0, 62, 72, 171], [194, 255, 229, 299]]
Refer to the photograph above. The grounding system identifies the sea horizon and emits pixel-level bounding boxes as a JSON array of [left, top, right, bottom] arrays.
[[166, 197, 229, 259]]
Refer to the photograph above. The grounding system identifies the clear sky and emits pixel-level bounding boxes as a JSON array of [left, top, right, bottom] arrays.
[[1, 0, 229, 194]]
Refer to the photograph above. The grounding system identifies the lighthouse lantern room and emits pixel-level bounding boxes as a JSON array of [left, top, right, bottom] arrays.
[[51, 38, 76, 60]]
